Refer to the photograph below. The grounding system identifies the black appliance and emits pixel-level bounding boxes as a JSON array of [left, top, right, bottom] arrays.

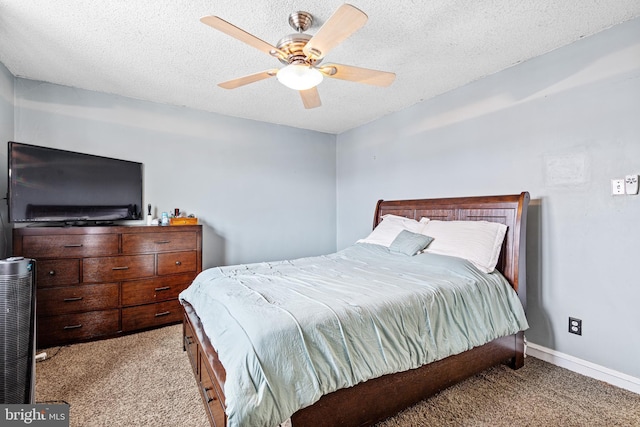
[[0, 257, 36, 404]]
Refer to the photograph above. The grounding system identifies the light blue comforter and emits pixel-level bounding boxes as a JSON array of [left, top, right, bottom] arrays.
[[179, 244, 528, 427]]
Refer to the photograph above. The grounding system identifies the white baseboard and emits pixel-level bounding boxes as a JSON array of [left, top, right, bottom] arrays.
[[526, 342, 640, 395]]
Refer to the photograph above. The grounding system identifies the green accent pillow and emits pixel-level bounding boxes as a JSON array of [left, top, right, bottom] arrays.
[[389, 230, 434, 256]]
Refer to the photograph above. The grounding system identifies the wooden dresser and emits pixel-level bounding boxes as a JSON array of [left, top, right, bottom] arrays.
[[12, 224, 202, 348]]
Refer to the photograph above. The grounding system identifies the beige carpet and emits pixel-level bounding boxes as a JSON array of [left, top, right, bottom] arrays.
[[36, 324, 209, 427], [36, 324, 640, 427], [377, 356, 640, 427]]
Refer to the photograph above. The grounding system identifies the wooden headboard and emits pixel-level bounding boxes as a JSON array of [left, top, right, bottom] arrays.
[[374, 192, 530, 310]]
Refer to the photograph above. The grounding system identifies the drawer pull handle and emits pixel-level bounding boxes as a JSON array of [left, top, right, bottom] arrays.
[[175, 261, 182, 266], [155, 286, 171, 291], [155, 240, 171, 244], [155, 311, 171, 317], [63, 324, 82, 330], [112, 266, 129, 271], [184, 335, 193, 345], [63, 297, 83, 302], [202, 386, 217, 403], [63, 244, 83, 248], [48, 270, 56, 276]]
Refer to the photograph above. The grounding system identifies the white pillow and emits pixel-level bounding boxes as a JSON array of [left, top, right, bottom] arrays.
[[420, 220, 507, 273], [357, 214, 425, 248]]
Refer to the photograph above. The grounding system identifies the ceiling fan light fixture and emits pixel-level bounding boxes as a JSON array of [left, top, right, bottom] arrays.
[[276, 64, 323, 90]]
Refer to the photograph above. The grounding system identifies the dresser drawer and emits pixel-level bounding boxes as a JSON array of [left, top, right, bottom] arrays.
[[122, 273, 196, 306], [83, 254, 155, 283], [122, 299, 182, 332], [122, 231, 198, 254], [22, 234, 119, 258], [157, 251, 197, 276], [36, 259, 80, 288], [37, 283, 119, 316], [37, 309, 120, 348]]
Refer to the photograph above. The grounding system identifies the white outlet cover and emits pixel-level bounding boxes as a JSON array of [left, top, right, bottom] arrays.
[[611, 179, 625, 195]]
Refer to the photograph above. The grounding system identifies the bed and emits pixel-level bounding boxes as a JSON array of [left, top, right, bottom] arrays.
[[181, 192, 530, 427]]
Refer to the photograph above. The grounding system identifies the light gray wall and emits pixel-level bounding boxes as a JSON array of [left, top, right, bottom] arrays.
[[336, 17, 640, 379], [12, 79, 337, 268], [0, 62, 14, 258]]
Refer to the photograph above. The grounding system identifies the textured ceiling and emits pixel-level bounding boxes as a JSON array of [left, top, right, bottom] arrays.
[[1, 1, 639, 134]]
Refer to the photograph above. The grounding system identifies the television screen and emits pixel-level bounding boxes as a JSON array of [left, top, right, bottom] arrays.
[[8, 142, 143, 224]]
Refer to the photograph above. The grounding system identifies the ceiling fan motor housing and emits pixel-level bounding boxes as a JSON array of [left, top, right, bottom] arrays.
[[270, 11, 322, 67], [274, 33, 320, 66]]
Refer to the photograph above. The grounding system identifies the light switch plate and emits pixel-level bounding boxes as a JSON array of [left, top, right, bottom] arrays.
[[611, 179, 625, 195], [625, 174, 639, 195]]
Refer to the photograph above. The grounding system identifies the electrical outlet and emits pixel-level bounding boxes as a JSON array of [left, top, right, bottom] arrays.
[[611, 179, 625, 195], [569, 317, 582, 335]]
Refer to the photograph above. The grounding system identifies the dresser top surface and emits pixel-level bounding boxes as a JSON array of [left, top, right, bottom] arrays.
[[13, 224, 202, 236]]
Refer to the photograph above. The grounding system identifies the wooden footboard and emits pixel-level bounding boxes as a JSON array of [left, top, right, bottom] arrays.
[[183, 192, 529, 427]]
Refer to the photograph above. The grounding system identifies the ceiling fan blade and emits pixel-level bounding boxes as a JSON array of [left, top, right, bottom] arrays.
[[319, 63, 395, 87], [303, 4, 368, 61], [299, 87, 322, 109], [218, 69, 279, 89], [201, 16, 285, 59]]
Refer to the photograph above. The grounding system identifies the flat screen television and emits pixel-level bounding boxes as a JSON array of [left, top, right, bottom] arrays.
[[8, 142, 143, 224]]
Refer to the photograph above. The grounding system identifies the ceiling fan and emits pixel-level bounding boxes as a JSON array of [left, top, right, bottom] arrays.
[[201, 3, 396, 109]]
